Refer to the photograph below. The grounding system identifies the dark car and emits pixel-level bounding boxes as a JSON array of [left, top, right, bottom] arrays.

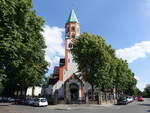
[[8, 97, 15, 103], [0, 97, 3, 102], [15, 99, 25, 104], [24, 99, 30, 105], [117, 97, 128, 105], [24, 98, 35, 105]]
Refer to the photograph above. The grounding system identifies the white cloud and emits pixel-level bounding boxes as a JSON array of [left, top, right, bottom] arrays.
[[134, 76, 140, 81], [42, 25, 65, 71], [116, 41, 150, 63], [137, 82, 146, 91], [143, 0, 150, 16], [132, 75, 146, 91], [134, 76, 144, 91], [145, 0, 150, 5]]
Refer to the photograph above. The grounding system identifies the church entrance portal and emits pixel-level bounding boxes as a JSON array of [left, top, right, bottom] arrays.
[[69, 83, 79, 101]]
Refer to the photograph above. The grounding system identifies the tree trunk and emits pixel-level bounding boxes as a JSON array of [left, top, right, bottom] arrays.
[[16, 90, 19, 97], [99, 91, 102, 104], [85, 92, 89, 104], [32, 86, 35, 97], [91, 84, 94, 100], [24, 88, 28, 99]]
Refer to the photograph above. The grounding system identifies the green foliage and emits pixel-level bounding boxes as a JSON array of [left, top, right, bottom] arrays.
[[143, 84, 150, 97], [131, 87, 142, 96], [0, 0, 48, 96], [72, 33, 112, 88], [72, 32, 137, 94], [114, 59, 136, 94]]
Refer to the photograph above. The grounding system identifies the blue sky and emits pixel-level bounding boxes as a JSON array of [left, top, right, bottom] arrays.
[[33, 0, 150, 91]]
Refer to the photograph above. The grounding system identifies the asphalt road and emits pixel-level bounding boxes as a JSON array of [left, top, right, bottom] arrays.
[[0, 99, 150, 113]]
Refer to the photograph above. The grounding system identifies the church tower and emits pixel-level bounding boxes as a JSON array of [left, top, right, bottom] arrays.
[[50, 9, 89, 103], [59, 9, 80, 81], [65, 9, 80, 69]]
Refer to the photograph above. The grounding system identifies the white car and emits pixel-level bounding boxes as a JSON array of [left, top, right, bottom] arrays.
[[34, 98, 48, 107], [127, 96, 134, 103]]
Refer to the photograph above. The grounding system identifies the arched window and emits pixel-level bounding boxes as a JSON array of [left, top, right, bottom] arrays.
[[68, 43, 73, 48], [72, 34, 75, 39], [71, 26, 75, 31]]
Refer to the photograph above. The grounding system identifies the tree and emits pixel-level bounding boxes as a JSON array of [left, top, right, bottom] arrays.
[[72, 32, 137, 97], [124, 70, 137, 95], [0, 0, 48, 97], [134, 88, 142, 96], [113, 58, 137, 96], [143, 84, 150, 97], [72, 32, 116, 94], [114, 59, 128, 94]]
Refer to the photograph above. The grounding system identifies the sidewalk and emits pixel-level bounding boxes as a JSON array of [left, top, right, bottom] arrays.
[[0, 103, 11, 113], [47, 103, 114, 110]]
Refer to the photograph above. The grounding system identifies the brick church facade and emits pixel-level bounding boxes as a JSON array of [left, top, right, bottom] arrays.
[[46, 9, 91, 103]]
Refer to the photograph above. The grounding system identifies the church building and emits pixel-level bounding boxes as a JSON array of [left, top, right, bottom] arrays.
[[46, 9, 91, 103]]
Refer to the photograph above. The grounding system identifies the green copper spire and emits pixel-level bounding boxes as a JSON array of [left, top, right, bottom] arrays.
[[67, 9, 79, 23]]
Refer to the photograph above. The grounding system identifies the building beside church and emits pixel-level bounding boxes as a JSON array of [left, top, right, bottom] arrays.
[[44, 9, 91, 103]]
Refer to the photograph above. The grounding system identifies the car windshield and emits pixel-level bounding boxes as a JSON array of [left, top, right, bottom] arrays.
[[119, 97, 126, 100], [33, 98, 38, 101], [40, 98, 46, 102]]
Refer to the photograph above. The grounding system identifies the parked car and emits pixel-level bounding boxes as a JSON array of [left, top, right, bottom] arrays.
[[0, 97, 2, 102], [24, 99, 31, 105], [126, 96, 134, 103], [34, 98, 48, 107], [15, 99, 25, 104], [117, 96, 128, 105], [137, 96, 144, 101], [8, 97, 15, 103], [134, 96, 138, 100], [28, 98, 35, 105], [2, 97, 9, 102]]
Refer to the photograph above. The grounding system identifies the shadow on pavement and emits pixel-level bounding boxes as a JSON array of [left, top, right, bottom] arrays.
[[11, 103, 34, 107], [147, 110, 150, 112], [138, 104, 150, 106], [114, 103, 128, 106]]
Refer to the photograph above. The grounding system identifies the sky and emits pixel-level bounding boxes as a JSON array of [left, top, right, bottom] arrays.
[[32, 0, 150, 91]]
